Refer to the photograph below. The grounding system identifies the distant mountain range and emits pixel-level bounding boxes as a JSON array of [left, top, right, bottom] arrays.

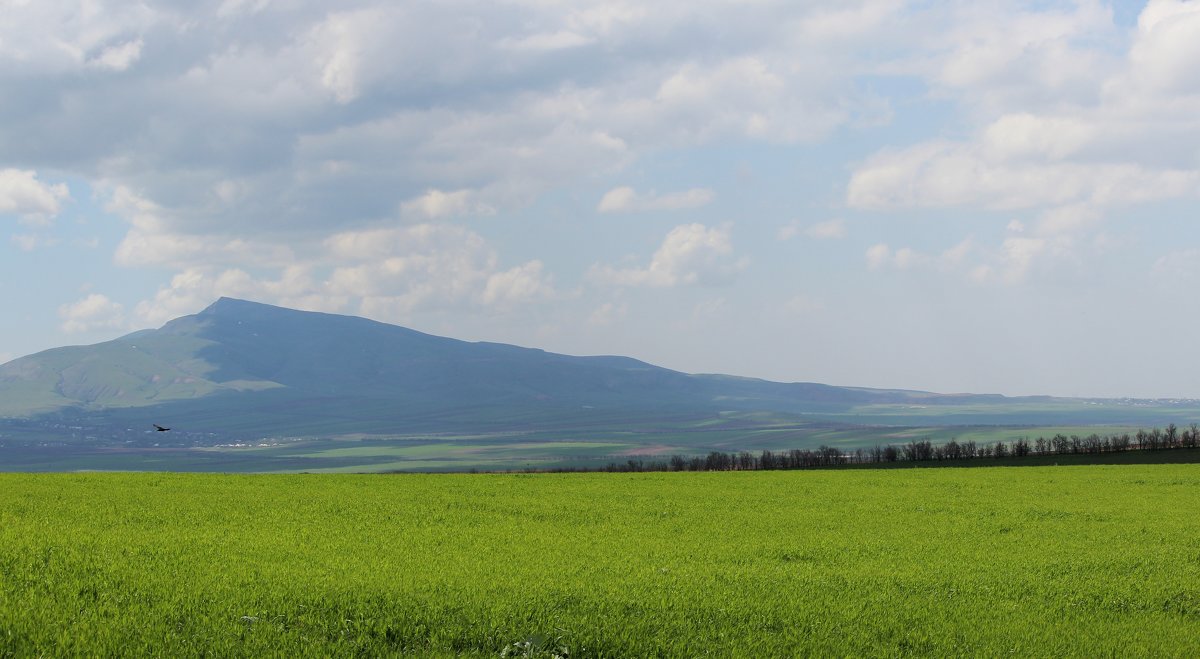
[[2, 298, 1198, 448]]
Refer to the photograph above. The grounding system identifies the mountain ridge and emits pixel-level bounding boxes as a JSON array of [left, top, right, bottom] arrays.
[[2, 298, 1196, 446]]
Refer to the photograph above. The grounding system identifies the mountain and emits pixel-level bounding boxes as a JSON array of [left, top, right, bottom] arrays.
[[2, 298, 1197, 449], [0, 298, 832, 433]]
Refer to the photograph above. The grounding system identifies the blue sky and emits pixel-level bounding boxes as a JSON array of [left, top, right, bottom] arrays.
[[3, 0, 1199, 398]]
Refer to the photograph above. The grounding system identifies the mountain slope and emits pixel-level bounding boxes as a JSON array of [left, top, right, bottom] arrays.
[[3, 298, 1193, 444], [0, 298, 739, 429]]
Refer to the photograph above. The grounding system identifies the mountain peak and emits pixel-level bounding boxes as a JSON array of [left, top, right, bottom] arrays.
[[200, 297, 274, 315]]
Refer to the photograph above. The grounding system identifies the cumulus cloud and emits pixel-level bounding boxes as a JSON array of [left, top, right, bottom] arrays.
[[88, 39, 143, 71], [0, 0, 907, 341], [591, 223, 744, 287], [865, 243, 927, 271], [11, 0, 1200, 351], [0, 2, 158, 73], [847, 141, 1200, 212], [59, 294, 126, 334], [587, 301, 627, 326], [868, 228, 1078, 285], [993, 237, 1048, 283], [597, 186, 714, 213], [400, 189, 495, 220], [133, 266, 336, 327], [109, 186, 296, 268], [849, 1, 1200, 236], [780, 218, 847, 240], [11, 233, 59, 252], [0, 0, 900, 248], [1131, 0, 1200, 94], [865, 243, 890, 270], [0, 169, 70, 225], [133, 223, 556, 326], [326, 224, 556, 314], [808, 219, 847, 240], [482, 261, 555, 308]]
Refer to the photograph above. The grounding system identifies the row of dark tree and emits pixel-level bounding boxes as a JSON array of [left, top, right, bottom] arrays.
[[576, 423, 1200, 473]]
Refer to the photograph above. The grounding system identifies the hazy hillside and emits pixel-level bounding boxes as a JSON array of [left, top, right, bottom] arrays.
[[2, 298, 1198, 451]]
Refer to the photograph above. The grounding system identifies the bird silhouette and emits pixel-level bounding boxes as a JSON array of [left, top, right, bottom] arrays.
[[153, 424, 170, 432]]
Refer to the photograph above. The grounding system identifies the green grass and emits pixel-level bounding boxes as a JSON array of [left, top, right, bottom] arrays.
[[3, 466, 1200, 656]]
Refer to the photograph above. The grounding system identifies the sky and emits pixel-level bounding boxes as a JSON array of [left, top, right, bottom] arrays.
[[2, 0, 1199, 399]]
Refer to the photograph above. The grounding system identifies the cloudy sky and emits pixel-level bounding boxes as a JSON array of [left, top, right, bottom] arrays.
[[2, 0, 1199, 398]]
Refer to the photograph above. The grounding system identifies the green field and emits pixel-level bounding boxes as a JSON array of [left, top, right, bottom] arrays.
[[3, 466, 1200, 656]]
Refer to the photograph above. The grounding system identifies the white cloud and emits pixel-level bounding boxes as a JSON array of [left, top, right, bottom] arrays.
[[133, 221, 557, 327], [0, 0, 898, 248], [326, 224, 553, 314], [597, 186, 714, 213], [400, 189, 495, 220], [940, 237, 974, 266], [59, 294, 126, 334], [11, 233, 48, 252], [482, 261, 555, 307], [1130, 0, 1200, 94], [0, 169, 70, 225], [591, 223, 744, 288], [867, 232, 1063, 285], [649, 55, 859, 143], [0, 2, 159, 73], [109, 186, 296, 268], [88, 39, 143, 71], [994, 236, 1048, 283], [918, 0, 1117, 110], [1036, 204, 1101, 236], [1152, 248, 1200, 281], [778, 218, 846, 241], [848, 0, 1200, 255], [847, 141, 1200, 212], [133, 266, 337, 327], [892, 247, 926, 270], [865, 243, 892, 270], [587, 301, 627, 326], [307, 8, 390, 105], [868, 244, 928, 271], [980, 113, 1094, 162], [806, 218, 846, 240]]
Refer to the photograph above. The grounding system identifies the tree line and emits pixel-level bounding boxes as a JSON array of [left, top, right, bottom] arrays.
[[571, 423, 1200, 473]]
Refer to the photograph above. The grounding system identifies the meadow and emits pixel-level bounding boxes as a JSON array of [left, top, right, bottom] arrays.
[[2, 466, 1199, 656]]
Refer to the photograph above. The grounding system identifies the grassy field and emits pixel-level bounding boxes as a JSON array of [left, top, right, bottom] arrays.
[[3, 466, 1200, 656]]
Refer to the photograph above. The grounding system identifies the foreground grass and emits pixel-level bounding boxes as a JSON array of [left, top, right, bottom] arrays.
[[2, 467, 1199, 656]]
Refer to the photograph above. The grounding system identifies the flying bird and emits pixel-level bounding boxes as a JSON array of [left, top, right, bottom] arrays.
[[153, 424, 170, 432]]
